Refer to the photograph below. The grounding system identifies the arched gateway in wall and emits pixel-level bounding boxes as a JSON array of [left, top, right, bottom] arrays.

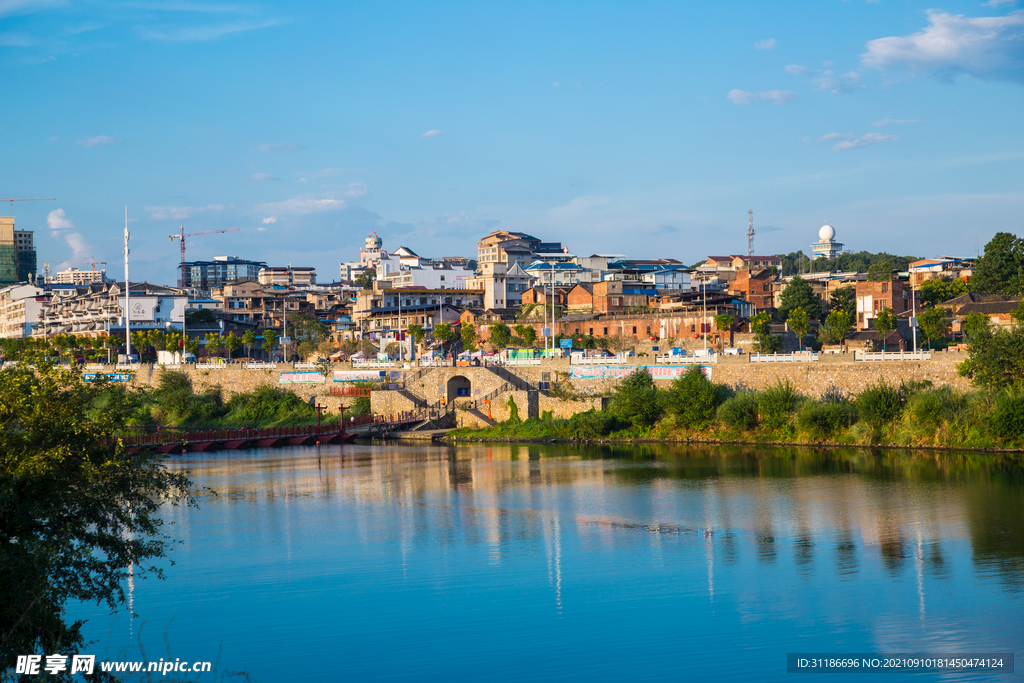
[[446, 375, 471, 402]]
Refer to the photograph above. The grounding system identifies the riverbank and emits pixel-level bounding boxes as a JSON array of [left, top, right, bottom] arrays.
[[442, 367, 1024, 452]]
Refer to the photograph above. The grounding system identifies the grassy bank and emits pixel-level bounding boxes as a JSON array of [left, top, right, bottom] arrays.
[[447, 367, 1024, 452], [90, 368, 371, 430]]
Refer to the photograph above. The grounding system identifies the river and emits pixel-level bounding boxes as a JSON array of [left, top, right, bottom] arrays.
[[70, 443, 1024, 681]]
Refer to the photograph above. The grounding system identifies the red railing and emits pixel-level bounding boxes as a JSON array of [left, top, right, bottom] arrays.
[[329, 386, 373, 396]]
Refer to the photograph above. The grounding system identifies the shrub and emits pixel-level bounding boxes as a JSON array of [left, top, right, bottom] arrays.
[[989, 390, 1024, 441], [611, 368, 663, 429], [664, 367, 719, 429], [855, 381, 905, 429], [717, 392, 759, 429], [758, 379, 800, 430], [348, 396, 371, 418], [797, 401, 857, 440], [565, 410, 618, 438], [223, 384, 312, 425], [506, 395, 521, 423], [906, 386, 965, 430]]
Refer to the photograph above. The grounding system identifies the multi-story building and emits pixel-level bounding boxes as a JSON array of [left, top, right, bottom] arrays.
[[34, 281, 187, 338], [258, 266, 317, 287], [854, 277, 920, 330], [908, 257, 974, 288], [352, 283, 485, 341], [730, 268, 775, 310], [0, 283, 49, 338], [463, 261, 531, 309], [0, 217, 37, 286], [566, 281, 651, 314], [179, 256, 266, 290], [45, 267, 108, 285], [705, 254, 782, 271]]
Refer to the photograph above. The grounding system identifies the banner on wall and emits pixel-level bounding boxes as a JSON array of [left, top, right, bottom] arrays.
[[568, 365, 712, 381], [280, 372, 324, 384], [84, 373, 132, 382], [333, 370, 387, 382]]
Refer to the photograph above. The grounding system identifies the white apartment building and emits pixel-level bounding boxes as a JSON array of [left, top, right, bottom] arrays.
[[258, 266, 317, 287], [0, 283, 49, 338], [34, 281, 186, 338], [45, 267, 108, 285]]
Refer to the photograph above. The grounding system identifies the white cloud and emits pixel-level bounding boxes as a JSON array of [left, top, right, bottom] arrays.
[[262, 216, 277, 224], [139, 19, 281, 42], [727, 88, 797, 104], [61, 232, 91, 262], [811, 69, 865, 93], [982, 0, 1017, 7], [0, 0, 65, 19], [862, 10, 1024, 82], [47, 208, 72, 230], [145, 204, 225, 220], [421, 129, 442, 137], [824, 132, 900, 151], [253, 193, 352, 216], [256, 142, 304, 152], [872, 118, 921, 126], [785, 64, 808, 74], [754, 38, 776, 50], [75, 135, 117, 147], [250, 172, 279, 182]]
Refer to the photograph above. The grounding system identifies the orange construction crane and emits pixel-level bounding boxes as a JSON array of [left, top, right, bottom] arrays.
[[169, 225, 240, 263]]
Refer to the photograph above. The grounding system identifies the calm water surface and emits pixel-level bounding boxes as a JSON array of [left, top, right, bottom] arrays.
[[71, 443, 1024, 681]]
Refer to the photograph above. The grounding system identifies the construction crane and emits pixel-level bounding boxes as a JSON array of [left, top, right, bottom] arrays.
[[42, 258, 107, 276], [0, 197, 56, 206], [169, 226, 240, 263]]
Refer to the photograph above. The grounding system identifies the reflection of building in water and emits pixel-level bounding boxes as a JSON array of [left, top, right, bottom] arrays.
[[170, 445, 1021, 590]]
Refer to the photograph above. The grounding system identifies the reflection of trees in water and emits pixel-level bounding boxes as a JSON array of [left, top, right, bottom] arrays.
[[189, 443, 1024, 588]]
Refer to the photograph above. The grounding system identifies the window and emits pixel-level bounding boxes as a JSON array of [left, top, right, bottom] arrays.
[[603, 327, 608, 335], [691, 324, 695, 332], [589, 327, 593, 335], [575, 327, 580, 333], [881, 283, 888, 293], [646, 326, 651, 334], [632, 326, 637, 334]]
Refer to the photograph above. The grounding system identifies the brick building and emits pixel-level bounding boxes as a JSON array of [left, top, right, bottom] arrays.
[[854, 278, 920, 330], [731, 268, 774, 310]]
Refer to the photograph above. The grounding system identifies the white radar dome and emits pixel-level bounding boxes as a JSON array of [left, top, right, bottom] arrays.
[[819, 224, 836, 241]]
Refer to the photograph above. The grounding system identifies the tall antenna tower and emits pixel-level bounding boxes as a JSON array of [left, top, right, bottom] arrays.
[[747, 209, 754, 256]]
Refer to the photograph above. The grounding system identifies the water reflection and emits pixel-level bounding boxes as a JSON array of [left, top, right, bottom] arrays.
[[85, 443, 1024, 683]]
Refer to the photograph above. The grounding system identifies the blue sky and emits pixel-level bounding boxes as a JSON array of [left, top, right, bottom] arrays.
[[2, 0, 1023, 285]]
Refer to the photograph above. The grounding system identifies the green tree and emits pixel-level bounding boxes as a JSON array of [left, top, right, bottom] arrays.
[[513, 323, 529, 339], [962, 311, 992, 343], [958, 324, 1024, 389], [873, 307, 899, 351], [917, 306, 949, 349], [103, 335, 119, 363], [434, 323, 455, 347], [461, 323, 478, 352], [223, 331, 243, 358], [354, 269, 377, 289], [828, 286, 856, 319], [1012, 301, 1024, 324], [261, 330, 278, 359], [611, 368, 662, 429], [130, 331, 148, 357], [408, 324, 426, 345], [164, 331, 182, 353], [714, 313, 734, 352], [489, 322, 512, 349], [867, 258, 896, 282], [521, 326, 537, 345], [204, 332, 222, 358], [823, 309, 853, 344], [289, 311, 328, 346], [242, 329, 257, 358], [778, 277, 822, 321], [971, 232, 1024, 295], [0, 367, 193, 669], [787, 307, 810, 350], [663, 366, 718, 429], [184, 335, 200, 357], [750, 311, 780, 353], [919, 277, 969, 307]]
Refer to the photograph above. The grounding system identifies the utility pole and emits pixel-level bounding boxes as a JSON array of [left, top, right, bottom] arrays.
[[747, 209, 755, 257], [123, 207, 131, 361], [702, 277, 707, 354]]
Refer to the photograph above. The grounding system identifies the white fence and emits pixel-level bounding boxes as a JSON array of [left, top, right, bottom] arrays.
[[749, 352, 819, 363], [244, 362, 278, 369], [854, 350, 932, 361], [196, 362, 227, 369], [655, 354, 719, 365], [571, 355, 628, 365], [418, 358, 448, 367], [353, 360, 396, 368], [292, 362, 317, 369], [501, 359, 542, 366]]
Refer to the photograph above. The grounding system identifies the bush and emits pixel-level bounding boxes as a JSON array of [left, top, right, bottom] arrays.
[[906, 386, 965, 430], [564, 410, 618, 438], [348, 396, 371, 418], [758, 379, 800, 430], [664, 367, 719, 429], [989, 390, 1024, 440], [797, 401, 857, 440], [717, 392, 759, 429], [223, 384, 315, 425], [855, 381, 905, 429], [611, 368, 663, 429]]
